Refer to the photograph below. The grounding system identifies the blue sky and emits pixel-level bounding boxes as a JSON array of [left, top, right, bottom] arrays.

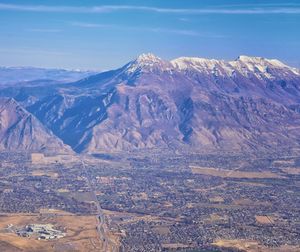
[[0, 0, 299, 70]]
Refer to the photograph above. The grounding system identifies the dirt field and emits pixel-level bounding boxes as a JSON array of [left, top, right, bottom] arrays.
[[31, 170, 59, 179], [279, 167, 300, 175], [255, 215, 275, 224], [190, 166, 284, 179], [208, 213, 228, 222], [152, 226, 170, 235], [0, 212, 103, 252], [272, 160, 295, 166], [161, 243, 192, 249], [213, 239, 300, 252], [209, 196, 224, 203]]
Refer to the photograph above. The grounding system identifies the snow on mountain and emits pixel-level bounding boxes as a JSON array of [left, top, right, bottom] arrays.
[[0, 53, 300, 153], [125, 53, 173, 74], [171, 55, 299, 79]]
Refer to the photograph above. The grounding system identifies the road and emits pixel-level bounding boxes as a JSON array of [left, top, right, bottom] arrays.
[[80, 159, 119, 252]]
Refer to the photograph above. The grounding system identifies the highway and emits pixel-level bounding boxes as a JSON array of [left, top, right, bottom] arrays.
[[80, 159, 119, 252]]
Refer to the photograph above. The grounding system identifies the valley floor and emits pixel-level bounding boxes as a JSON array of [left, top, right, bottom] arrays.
[[0, 150, 299, 252]]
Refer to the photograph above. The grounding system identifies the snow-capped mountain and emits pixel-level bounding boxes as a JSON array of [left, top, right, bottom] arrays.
[[0, 53, 300, 153]]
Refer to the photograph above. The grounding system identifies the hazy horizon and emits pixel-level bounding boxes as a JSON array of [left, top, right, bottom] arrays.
[[0, 52, 299, 72]]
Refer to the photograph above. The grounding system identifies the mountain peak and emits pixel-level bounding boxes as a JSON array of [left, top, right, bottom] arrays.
[[126, 53, 171, 73], [236, 55, 287, 68], [136, 53, 161, 63]]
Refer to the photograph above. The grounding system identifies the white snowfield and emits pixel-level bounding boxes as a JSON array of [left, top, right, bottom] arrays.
[[171, 54, 300, 79], [123, 53, 300, 82]]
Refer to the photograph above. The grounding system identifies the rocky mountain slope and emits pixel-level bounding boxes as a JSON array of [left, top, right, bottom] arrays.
[[0, 97, 71, 152], [1, 53, 300, 153]]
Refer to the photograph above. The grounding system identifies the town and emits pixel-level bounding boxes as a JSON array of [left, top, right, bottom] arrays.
[[0, 150, 299, 251]]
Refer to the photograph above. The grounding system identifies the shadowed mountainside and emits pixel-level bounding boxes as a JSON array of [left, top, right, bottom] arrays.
[[0, 97, 71, 152], [0, 53, 300, 153]]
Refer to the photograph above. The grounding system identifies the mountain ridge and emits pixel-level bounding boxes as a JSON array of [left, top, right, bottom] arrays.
[[0, 53, 299, 153], [0, 97, 72, 152]]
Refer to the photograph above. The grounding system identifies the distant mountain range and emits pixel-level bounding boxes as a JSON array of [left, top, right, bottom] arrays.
[[0, 53, 300, 153], [0, 66, 96, 86]]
